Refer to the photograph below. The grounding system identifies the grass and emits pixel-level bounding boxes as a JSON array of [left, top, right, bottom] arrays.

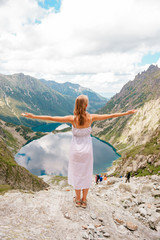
[[0, 185, 12, 194], [2, 129, 19, 152], [50, 176, 68, 185], [135, 164, 160, 177]]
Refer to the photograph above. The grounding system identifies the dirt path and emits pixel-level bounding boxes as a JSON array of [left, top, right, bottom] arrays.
[[0, 176, 160, 240]]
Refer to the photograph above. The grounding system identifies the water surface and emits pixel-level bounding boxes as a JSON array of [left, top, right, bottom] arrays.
[[15, 132, 120, 176]]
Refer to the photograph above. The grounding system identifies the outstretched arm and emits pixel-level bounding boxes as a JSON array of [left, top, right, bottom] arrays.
[[21, 112, 74, 124], [91, 109, 137, 122]]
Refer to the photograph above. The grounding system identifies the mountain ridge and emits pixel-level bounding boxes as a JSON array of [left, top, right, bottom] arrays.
[[0, 73, 107, 128], [92, 64, 160, 152]]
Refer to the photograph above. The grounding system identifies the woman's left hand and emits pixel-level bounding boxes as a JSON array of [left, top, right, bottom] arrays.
[[127, 109, 137, 114]]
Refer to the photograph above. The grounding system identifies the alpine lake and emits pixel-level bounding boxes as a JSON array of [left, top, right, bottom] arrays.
[[15, 123, 120, 176]]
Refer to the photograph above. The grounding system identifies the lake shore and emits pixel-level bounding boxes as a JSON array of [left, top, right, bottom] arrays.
[[0, 175, 160, 239]]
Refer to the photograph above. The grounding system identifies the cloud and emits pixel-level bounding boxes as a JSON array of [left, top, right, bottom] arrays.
[[0, 0, 160, 94]]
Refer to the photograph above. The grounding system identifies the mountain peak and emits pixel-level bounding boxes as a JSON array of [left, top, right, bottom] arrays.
[[146, 64, 159, 73]]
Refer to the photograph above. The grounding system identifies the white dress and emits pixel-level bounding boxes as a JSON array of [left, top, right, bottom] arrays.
[[68, 120, 93, 190]]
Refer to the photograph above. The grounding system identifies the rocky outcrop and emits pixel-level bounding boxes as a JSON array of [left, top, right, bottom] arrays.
[[114, 153, 160, 177]]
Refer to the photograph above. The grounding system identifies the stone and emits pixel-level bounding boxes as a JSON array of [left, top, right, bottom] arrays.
[[126, 221, 138, 231], [82, 232, 89, 239], [82, 225, 88, 230], [98, 217, 104, 222], [154, 160, 160, 167], [149, 221, 156, 230], [114, 218, 124, 225], [90, 213, 97, 220], [139, 208, 147, 217], [64, 212, 70, 219], [88, 224, 95, 230], [123, 199, 132, 208], [94, 224, 101, 228], [152, 191, 160, 197], [103, 232, 110, 237]]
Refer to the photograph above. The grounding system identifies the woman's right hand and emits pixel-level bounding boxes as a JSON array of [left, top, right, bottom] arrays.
[[21, 112, 35, 118]]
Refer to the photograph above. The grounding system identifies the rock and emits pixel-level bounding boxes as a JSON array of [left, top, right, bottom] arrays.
[[103, 232, 110, 237], [88, 224, 95, 230], [123, 199, 133, 208], [114, 218, 124, 225], [64, 212, 70, 219], [82, 225, 88, 230], [90, 213, 97, 220], [82, 232, 89, 239], [132, 193, 137, 198], [94, 224, 101, 228], [152, 190, 160, 197], [154, 160, 160, 167], [140, 185, 152, 193], [136, 196, 146, 205], [139, 208, 147, 217], [98, 217, 104, 222], [156, 208, 160, 213], [126, 221, 138, 231], [88, 234, 93, 240], [119, 183, 131, 192], [149, 221, 156, 230]]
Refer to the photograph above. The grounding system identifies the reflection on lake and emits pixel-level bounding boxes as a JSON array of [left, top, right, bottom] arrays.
[[15, 132, 120, 176]]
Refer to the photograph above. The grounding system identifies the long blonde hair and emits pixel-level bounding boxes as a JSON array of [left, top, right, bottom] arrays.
[[74, 95, 88, 126]]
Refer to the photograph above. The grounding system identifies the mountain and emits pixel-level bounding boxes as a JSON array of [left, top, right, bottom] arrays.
[[40, 79, 108, 113], [0, 123, 48, 191], [0, 73, 107, 128], [0, 73, 74, 127], [92, 65, 160, 153], [112, 125, 160, 177]]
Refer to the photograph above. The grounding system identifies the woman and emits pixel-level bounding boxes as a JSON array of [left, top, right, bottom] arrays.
[[21, 95, 137, 208]]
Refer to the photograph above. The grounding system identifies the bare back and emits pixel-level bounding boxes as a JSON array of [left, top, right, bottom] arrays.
[[73, 113, 92, 129]]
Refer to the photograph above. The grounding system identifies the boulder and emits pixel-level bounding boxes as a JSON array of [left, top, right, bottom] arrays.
[[154, 160, 160, 167]]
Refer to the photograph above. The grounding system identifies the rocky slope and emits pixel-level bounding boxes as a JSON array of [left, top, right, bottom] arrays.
[[0, 136, 48, 191], [0, 175, 160, 240], [0, 120, 48, 191], [92, 65, 160, 152], [0, 119, 46, 153], [109, 125, 160, 177]]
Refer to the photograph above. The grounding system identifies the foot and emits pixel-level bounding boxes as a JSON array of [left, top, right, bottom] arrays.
[[81, 199, 87, 208], [73, 197, 81, 207]]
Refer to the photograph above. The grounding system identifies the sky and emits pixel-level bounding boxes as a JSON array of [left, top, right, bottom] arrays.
[[0, 0, 160, 98]]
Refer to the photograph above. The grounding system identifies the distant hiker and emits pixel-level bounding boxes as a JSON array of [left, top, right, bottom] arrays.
[[126, 172, 131, 183], [103, 174, 107, 181], [100, 175, 103, 182], [95, 174, 100, 184], [22, 95, 137, 208]]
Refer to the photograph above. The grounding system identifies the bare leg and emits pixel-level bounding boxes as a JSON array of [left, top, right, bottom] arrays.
[[75, 189, 81, 206], [82, 188, 89, 202]]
